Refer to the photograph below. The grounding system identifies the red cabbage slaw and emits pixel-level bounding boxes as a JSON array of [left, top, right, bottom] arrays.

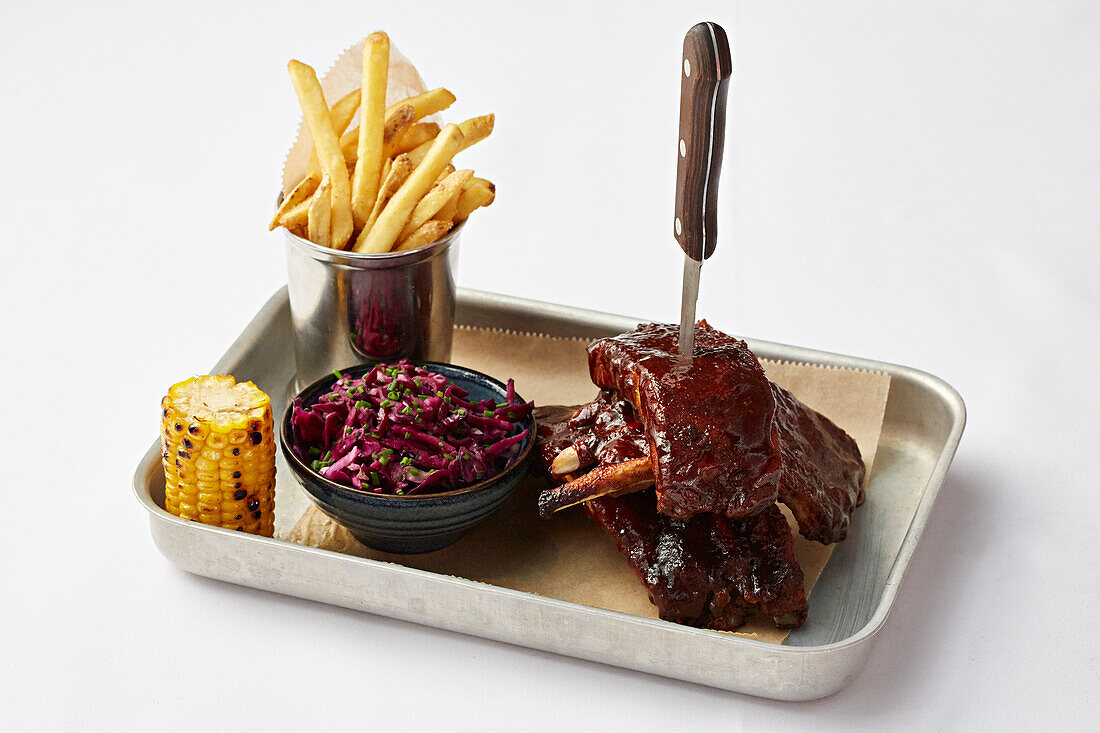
[[290, 361, 533, 495]]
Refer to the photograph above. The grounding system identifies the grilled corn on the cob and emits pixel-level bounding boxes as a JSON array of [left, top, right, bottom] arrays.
[[161, 375, 276, 536]]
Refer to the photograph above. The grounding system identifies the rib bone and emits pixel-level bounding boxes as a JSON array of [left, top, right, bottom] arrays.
[[550, 445, 581, 476], [538, 457, 653, 517]]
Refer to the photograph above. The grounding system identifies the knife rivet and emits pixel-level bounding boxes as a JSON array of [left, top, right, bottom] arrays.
[[675, 218, 682, 236], [683, 58, 691, 77], [679, 139, 686, 157]]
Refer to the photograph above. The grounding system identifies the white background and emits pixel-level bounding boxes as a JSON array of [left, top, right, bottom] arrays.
[[2, 1, 1097, 729]]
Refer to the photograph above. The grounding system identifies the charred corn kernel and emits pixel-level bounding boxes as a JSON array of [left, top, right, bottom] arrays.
[[161, 375, 276, 537]]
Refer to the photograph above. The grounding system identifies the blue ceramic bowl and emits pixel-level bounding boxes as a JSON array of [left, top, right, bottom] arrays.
[[280, 362, 535, 554]]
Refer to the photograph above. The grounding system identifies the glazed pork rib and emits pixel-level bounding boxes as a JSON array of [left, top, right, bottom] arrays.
[[585, 492, 808, 630], [531, 321, 866, 632], [537, 386, 867, 543], [535, 405, 808, 631], [587, 321, 782, 520], [770, 383, 866, 544]]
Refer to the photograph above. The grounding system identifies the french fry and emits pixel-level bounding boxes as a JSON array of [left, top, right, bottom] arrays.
[[287, 219, 309, 240], [306, 88, 362, 175], [378, 157, 392, 190], [353, 124, 465, 253], [454, 177, 496, 222], [339, 131, 357, 164], [269, 175, 319, 230], [329, 88, 362, 135], [338, 104, 414, 167], [288, 60, 354, 248], [386, 122, 440, 158], [281, 198, 311, 231], [434, 164, 455, 186], [383, 105, 416, 145], [399, 169, 472, 241], [407, 114, 494, 167], [434, 197, 459, 222], [282, 171, 323, 215], [311, 102, 467, 176], [395, 220, 454, 251], [361, 154, 414, 237], [307, 175, 332, 246], [456, 113, 495, 148], [334, 91, 449, 167], [387, 87, 455, 123], [273, 49, 498, 247], [351, 31, 390, 230]]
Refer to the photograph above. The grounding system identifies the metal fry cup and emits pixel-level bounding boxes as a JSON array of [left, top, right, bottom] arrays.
[[283, 228, 460, 388]]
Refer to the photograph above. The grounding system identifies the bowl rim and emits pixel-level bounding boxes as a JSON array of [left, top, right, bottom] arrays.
[[280, 360, 536, 501]]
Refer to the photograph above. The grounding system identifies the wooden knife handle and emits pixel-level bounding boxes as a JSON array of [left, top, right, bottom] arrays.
[[674, 22, 732, 262]]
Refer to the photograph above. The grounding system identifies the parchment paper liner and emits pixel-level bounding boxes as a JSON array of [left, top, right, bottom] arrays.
[[278, 326, 891, 644]]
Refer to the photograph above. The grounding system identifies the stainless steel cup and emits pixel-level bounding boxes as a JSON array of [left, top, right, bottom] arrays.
[[284, 228, 460, 388]]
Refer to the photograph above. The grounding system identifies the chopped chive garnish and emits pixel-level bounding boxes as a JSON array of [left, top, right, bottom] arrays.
[[400, 456, 412, 466], [483, 410, 494, 417], [355, 400, 370, 409], [333, 369, 343, 378]]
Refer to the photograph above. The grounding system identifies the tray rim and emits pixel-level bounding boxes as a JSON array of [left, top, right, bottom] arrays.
[[134, 285, 966, 657]]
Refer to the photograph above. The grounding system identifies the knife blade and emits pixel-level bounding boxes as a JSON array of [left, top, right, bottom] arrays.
[[673, 22, 732, 360], [678, 255, 701, 357]]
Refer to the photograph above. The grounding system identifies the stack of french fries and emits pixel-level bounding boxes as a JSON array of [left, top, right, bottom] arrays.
[[269, 32, 495, 253]]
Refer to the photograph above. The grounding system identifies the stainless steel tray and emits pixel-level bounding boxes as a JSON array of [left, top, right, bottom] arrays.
[[134, 287, 965, 700]]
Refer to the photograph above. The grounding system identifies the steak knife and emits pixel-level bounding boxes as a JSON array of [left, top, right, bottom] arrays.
[[674, 22, 732, 360]]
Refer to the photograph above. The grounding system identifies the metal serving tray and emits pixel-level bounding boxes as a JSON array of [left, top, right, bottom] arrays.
[[134, 287, 964, 700]]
